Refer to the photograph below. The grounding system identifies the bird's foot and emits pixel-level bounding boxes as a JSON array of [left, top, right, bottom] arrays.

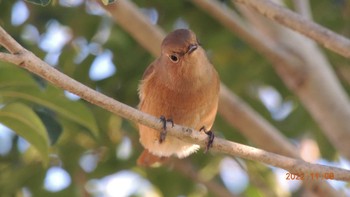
[[200, 126, 215, 153], [159, 115, 174, 143]]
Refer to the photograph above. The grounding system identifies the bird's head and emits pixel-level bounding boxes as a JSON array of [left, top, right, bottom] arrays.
[[161, 29, 205, 64]]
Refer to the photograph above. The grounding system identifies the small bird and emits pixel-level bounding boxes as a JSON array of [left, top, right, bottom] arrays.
[[137, 29, 220, 166]]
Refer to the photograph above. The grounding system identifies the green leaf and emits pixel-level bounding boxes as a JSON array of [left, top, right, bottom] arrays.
[[34, 107, 63, 145], [101, 0, 116, 5], [0, 87, 99, 138], [0, 103, 50, 163], [0, 64, 38, 89], [0, 65, 98, 137], [0, 163, 42, 195], [24, 0, 51, 6]]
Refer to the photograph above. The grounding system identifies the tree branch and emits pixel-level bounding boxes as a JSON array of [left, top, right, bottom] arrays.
[[234, 0, 350, 58], [1, 26, 350, 183], [0, 26, 23, 53], [0, 52, 22, 65]]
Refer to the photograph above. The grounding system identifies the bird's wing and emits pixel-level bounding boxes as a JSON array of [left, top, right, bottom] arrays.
[[141, 62, 155, 80], [138, 62, 156, 109]]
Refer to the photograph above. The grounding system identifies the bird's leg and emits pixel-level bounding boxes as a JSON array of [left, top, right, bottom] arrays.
[[159, 115, 174, 143], [200, 126, 215, 153]]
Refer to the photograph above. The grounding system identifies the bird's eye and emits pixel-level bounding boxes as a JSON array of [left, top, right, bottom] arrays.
[[169, 54, 179, 63]]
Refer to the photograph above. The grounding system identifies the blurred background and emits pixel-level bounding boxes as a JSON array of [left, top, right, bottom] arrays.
[[0, 0, 350, 196]]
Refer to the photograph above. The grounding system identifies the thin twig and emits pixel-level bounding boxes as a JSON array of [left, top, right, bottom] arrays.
[[234, 0, 350, 58], [0, 27, 23, 53], [0, 52, 22, 65]]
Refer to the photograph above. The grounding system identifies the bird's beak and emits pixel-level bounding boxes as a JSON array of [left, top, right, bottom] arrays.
[[187, 44, 198, 54]]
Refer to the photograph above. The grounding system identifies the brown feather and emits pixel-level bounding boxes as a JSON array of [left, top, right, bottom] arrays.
[[137, 149, 168, 167]]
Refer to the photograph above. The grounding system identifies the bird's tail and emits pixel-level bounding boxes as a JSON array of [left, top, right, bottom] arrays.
[[137, 149, 169, 167]]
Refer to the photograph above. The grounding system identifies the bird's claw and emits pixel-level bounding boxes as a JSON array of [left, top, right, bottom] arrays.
[[159, 115, 174, 143], [200, 126, 215, 153]]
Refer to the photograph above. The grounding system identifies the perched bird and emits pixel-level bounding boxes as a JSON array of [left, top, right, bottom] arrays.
[[137, 29, 220, 166]]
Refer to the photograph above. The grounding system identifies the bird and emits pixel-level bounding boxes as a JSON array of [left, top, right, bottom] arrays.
[[137, 29, 220, 166]]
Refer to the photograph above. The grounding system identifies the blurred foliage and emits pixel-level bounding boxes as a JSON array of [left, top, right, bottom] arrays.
[[0, 0, 349, 196], [24, 0, 117, 6], [25, 0, 51, 6]]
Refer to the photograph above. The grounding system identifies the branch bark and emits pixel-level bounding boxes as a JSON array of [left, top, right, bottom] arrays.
[[1, 26, 350, 183]]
